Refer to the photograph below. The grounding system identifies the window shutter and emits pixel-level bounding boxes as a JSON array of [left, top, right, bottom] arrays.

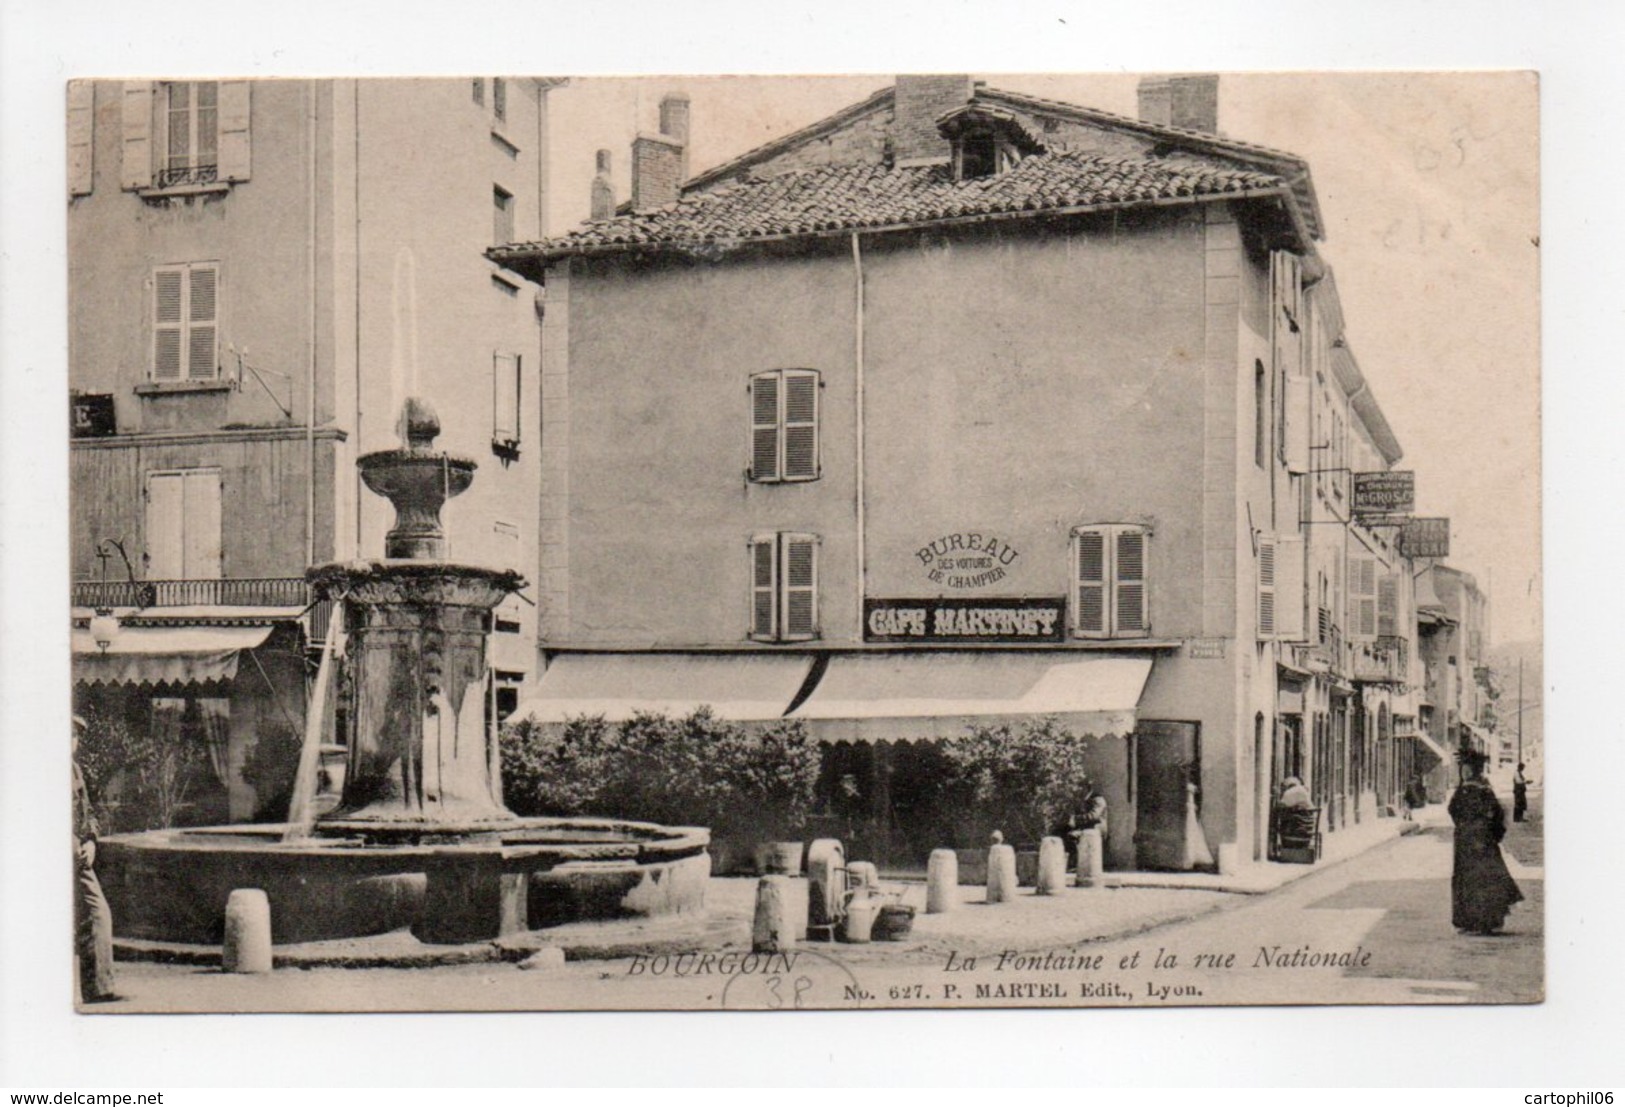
[[121, 81, 154, 190], [1114, 528, 1148, 635], [68, 81, 95, 196], [186, 265, 218, 380], [1274, 534, 1306, 641], [217, 80, 251, 182], [1283, 375, 1310, 473], [1377, 573, 1399, 638], [493, 353, 520, 442], [145, 473, 185, 578], [183, 469, 223, 579], [750, 535, 777, 639], [1074, 528, 1108, 638], [1349, 554, 1378, 641], [153, 267, 185, 380], [1257, 535, 1276, 639], [782, 370, 819, 480], [750, 372, 780, 481], [781, 534, 818, 640]]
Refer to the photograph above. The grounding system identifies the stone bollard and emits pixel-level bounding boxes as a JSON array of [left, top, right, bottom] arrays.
[[1036, 836, 1067, 895], [1076, 828, 1104, 887], [842, 897, 878, 943], [752, 875, 797, 954], [926, 848, 959, 914], [986, 843, 1018, 904], [806, 839, 846, 939], [222, 888, 273, 974]]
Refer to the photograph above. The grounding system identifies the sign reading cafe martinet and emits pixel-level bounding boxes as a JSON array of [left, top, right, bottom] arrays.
[[865, 597, 1066, 643]]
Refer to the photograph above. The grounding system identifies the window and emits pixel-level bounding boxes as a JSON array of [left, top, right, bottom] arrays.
[[749, 369, 820, 482], [749, 533, 819, 642], [493, 352, 521, 456], [1072, 525, 1150, 639], [1257, 533, 1305, 641], [121, 81, 250, 192], [492, 521, 522, 631], [152, 262, 219, 381], [492, 78, 507, 123], [493, 185, 514, 246], [1348, 553, 1377, 641], [146, 468, 222, 579], [162, 81, 218, 187]]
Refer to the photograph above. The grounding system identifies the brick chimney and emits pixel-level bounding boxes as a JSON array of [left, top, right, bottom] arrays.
[[631, 133, 683, 212], [659, 92, 691, 182], [892, 74, 975, 165], [590, 148, 615, 220], [1137, 74, 1219, 134]]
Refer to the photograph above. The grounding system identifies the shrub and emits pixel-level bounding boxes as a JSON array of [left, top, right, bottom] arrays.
[[499, 708, 821, 840], [939, 716, 1095, 846], [74, 701, 212, 832]]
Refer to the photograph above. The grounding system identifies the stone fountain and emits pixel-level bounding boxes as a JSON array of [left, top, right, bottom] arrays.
[[98, 399, 710, 948]]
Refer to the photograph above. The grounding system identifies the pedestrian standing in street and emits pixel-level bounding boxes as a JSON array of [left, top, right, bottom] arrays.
[[73, 723, 119, 1003], [1512, 762, 1529, 823], [1447, 749, 1523, 935]]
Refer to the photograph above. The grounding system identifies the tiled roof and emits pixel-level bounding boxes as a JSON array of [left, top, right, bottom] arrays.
[[492, 151, 1287, 270]]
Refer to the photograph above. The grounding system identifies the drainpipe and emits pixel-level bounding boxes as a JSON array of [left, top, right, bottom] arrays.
[[851, 233, 866, 616], [306, 79, 318, 567]]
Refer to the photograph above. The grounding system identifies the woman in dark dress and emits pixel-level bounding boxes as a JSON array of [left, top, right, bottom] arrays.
[[1447, 751, 1523, 934]]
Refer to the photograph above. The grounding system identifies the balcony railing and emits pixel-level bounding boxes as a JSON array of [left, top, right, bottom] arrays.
[[154, 164, 220, 189], [73, 577, 331, 646]]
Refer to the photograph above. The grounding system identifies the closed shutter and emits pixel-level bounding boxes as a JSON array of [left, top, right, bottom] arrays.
[[187, 265, 218, 379], [1284, 375, 1310, 473], [217, 80, 251, 181], [493, 353, 520, 442], [750, 372, 780, 481], [1074, 528, 1108, 638], [153, 267, 185, 380], [1115, 528, 1148, 635], [1257, 536, 1277, 639], [1275, 534, 1306, 641], [1350, 554, 1378, 641], [781, 534, 818, 640], [121, 82, 153, 190], [749, 535, 777, 640], [183, 469, 223, 579], [146, 473, 185, 578], [68, 82, 95, 196], [782, 370, 819, 480], [1377, 573, 1399, 638]]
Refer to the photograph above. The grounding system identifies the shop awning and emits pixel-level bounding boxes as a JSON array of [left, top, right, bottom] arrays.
[[71, 625, 275, 687], [514, 653, 816, 723], [789, 652, 1153, 739], [1410, 731, 1451, 765]]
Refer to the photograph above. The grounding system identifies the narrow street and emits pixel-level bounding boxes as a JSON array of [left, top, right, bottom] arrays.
[[104, 787, 1542, 1012]]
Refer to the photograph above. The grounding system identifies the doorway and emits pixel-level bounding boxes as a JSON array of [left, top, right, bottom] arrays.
[[1134, 720, 1199, 871]]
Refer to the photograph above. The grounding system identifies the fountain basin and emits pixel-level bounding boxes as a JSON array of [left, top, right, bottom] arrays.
[[98, 817, 710, 946]]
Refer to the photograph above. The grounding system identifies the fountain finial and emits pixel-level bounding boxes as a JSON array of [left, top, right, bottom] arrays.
[[360, 398, 476, 560], [400, 395, 441, 451]]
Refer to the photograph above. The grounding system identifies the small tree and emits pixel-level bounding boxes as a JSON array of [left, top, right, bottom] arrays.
[[76, 700, 213, 831], [940, 716, 1095, 846]]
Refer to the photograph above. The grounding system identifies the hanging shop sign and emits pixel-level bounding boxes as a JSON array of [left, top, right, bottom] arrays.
[[864, 597, 1065, 643], [1399, 517, 1451, 558], [914, 532, 1022, 589], [1352, 471, 1415, 516]]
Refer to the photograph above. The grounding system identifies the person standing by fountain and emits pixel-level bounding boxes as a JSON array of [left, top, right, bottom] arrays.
[[73, 721, 118, 1003]]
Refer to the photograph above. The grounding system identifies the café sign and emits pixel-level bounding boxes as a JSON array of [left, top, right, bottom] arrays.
[[865, 597, 1065, 643], [1353, 471, 1415, 516]]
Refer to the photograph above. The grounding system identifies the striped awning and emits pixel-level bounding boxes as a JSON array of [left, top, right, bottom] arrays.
[[71, 625, 274, 687]]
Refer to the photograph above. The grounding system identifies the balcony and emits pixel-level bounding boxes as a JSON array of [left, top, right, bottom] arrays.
[[73, 577, 332, 646]]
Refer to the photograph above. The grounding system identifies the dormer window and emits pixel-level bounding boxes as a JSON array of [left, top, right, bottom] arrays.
[[936, 103, 1045, 181]]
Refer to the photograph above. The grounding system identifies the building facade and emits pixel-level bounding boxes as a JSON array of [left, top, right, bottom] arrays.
[[69, 77, 557, 821], [495, 75, 1428, 871]]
